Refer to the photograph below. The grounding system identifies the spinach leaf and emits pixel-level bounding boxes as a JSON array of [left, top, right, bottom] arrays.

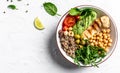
[[43, 2, 60, 16], [8, 5, 17, 10], [69, 8, 80, 16]]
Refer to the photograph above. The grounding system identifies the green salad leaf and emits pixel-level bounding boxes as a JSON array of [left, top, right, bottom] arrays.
[[43, 2, 60, 16], [74, 45, 106, 67]]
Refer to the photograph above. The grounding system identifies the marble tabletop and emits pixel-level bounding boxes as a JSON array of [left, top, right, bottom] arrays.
[[0, 0, 120, 73]]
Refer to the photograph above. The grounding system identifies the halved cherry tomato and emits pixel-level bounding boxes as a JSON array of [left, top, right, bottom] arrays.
[[63, 16, 76, 27], [62, 26, 68, 31]]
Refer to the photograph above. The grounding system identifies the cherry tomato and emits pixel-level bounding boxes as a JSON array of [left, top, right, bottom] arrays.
[[63, 16, 76, 27], [62, 26, 68, 31], [75, 15, 80, 20]]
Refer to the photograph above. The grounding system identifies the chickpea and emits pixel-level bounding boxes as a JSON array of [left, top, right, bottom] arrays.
[[98, 42, 101, 45], [101, 36, 103, 39], [96, 36, 99, 40], [109, 39, 112, 43], [103, 39, 108, 44], [96, 33, 99, 36], [107, 37, 110, 40], [102, 29, 106, 33], [106, 29, 111, 33], [99, 44, 103, 48], [107, 34, 111, 38], [102, 33, 106, 37], [99, 38, 102, 42], [102, 46, 105, 49], [90, 37, 93, 40], [89, 39, 93, 43], [104, 44, 107, 47], [108, 43, 112, 47], [93, 36, 97, 40], [101, 42, 104, 45], [105, 47, 109, 52], [104, 35, 107, 39], [64, 31, 68, 36], [90, 43, 94, 46], [93, 34, 97, 37], [68, 31, 74, 36], [92, 40, 96, 43], [99, 32, 102, 37], [74, 34, 80, 39], [94, 42, 98, 46], [98, 41, 102, 45], [68, 27, 72, 31]]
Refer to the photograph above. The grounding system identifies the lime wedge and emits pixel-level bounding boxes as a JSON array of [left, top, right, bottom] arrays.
[[34, 17, 44, 30]]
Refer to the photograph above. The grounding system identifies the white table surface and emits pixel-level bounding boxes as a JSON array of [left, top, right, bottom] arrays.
[[0, 0, 120, 73]]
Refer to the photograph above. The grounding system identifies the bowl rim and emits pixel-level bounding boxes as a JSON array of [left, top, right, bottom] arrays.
[[56, 5, 118, 67]]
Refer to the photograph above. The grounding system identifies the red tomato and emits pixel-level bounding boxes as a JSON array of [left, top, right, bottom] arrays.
[[62, 26, 68, 31], [63, 16, 76, 27]]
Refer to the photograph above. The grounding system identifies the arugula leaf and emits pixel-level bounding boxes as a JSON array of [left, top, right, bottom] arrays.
[[7, 4, 17, 10], [74, 45, 106, 67], [43, 2, 60, 16]]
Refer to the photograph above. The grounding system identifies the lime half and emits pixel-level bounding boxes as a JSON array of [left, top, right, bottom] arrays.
[[34, 17, 44, 30]]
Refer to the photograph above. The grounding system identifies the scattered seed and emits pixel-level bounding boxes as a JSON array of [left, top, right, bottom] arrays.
[[17, 0, 22, 1], [3, 11, 6, 14], [25, 10, 28, 13], [11, 0, 13, 2], [27, 3, 29, 6]]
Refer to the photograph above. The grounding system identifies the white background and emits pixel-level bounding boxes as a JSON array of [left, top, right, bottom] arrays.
[[0, 0, 119, 73]]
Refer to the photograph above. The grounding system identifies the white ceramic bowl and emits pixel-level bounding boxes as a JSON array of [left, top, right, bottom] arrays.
[[56, 5, 118, 66]]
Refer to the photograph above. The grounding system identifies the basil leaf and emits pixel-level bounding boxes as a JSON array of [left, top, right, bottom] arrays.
[[8, 5, 17, 10], [43, 2, 60, 16]]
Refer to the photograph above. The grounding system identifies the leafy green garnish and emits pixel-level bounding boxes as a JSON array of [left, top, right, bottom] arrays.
[[7, 5, 17, 10], [74, 45, 106, 67], [69, 8, 80, 16], [72, 8, 97, 35], [43, 2, 60, 16]]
